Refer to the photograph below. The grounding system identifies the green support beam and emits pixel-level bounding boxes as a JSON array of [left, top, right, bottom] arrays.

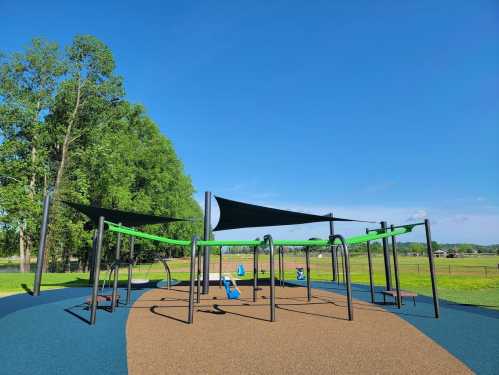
[[105, 221, 416, 248]]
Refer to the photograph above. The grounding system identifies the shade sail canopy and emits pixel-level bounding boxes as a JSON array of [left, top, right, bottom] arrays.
[[63, 201, 191, 227], [213, 196, 374, 231]]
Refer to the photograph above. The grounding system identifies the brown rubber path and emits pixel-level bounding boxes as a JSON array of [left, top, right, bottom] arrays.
[[127, 285, 471, 375]]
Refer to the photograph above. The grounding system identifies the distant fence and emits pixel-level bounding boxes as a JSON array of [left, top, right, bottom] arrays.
[[200, 256, 499, 279]]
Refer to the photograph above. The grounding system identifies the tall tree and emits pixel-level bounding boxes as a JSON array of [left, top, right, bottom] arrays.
[[0, 39, 64, 271], [43, 35, 124, 267], [1, 35, 204, 272]]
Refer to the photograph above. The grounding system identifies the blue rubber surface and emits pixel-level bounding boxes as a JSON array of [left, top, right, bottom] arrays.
[[1, 281, 497, 374], [0, 282, 174, 375], [290, 280, 499, 375]]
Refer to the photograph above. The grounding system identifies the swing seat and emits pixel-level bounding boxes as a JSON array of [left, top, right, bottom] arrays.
[[85, 293, 120, 305], [296, 267, 305, 280], [236, 264, 245, 276], [222, 278, 240, 300], [131, 278, 149, 285]]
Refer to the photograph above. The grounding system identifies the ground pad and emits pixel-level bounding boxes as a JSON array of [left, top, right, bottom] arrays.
[[127, 285, 471, 375]]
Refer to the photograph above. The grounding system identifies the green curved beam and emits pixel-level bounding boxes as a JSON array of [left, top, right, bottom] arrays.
[[105, 221, 416, 247]]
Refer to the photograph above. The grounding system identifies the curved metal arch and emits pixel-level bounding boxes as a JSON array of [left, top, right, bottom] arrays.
[[329, 234, 353, 321], [263, 235, 276, 322], [188, 236, 198, 324], [159, 259, 172, 290]]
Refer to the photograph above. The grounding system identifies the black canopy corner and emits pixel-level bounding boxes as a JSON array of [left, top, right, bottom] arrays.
[[213, 196, 374, 231], [62, 201, 190, 227]]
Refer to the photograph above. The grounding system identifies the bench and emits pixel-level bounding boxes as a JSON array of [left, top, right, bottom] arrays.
[[85, 294, 120, 306], [381, 290, 417, 306]]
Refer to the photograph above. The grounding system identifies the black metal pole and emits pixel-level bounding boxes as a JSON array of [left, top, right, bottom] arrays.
[[280, 246, 285, 287], [126, 236, 134, 305], [329, 213, 337, 281], [277, 246, 283, 287], [202, 191, 211, 294], [197, 240, 201, 304], [88, 231, 97, 286], [219, 246, 223, 287], [111, 222, 122, 312], [330, 235, 353, 321], [33, 193, 51, 296], [253, 240, 259, 302], [264, 235, 276, 322], [381, 221, 392, 291], [366, 228, 375, 304], [90, 216, 105, 325], [391, 225, 402, 309], [424, 219, 440, 318], [188, 237, 198, 324], [305, 246, 311, 302]]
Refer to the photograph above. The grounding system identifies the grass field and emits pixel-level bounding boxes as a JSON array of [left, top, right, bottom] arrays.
[[1, 255, 498, 308]]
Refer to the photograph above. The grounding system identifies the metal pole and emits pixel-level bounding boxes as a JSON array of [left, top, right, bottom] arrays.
[[126, 236, 134, 305], [88, 229, 97, 286], [391, 225, 402, 308], [33, 193, 51, 296], [264, 235, 276, 322], [305, 246, 311, 302], [381, 221, 392, 291], [366, 228, 375, 304], [424, 219, 440, 318], [88, 231, 97, 286], [253, 240, 259, 302], [90, 216, 105, 325], [111, 223, 122, 312], [197, 240, 201, 304], [280, 246, 285, 287], [278, 246, 284, 287], [329, 213, 337, 281], [330, 235, 353, 321], [202, 191, 212, 294], [188, 237, 198, 324], [219, 246, 223, 287]]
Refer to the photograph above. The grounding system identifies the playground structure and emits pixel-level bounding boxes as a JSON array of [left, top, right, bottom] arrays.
[[31, 192, 440, 326]]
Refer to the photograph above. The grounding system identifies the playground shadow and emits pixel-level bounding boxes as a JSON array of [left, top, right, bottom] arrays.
[[150, 305, 190, 324], [290, 280, 499, 375]]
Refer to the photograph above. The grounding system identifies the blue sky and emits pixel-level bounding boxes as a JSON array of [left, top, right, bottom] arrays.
[[1, 1, 498, 244]]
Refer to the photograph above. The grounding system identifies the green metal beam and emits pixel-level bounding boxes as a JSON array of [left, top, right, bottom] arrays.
[[105, 221, 415, 247]]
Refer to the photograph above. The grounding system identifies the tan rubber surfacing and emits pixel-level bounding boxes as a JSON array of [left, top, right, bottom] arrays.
[[127, 285, 471, 375]]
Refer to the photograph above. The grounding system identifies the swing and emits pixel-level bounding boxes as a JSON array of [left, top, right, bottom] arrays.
[[236, 264, 245, 276], [222, 275, 241, 300], [131, 261, 153, 285], [296, 267, 305, 280], [85, 264, 120, 305]]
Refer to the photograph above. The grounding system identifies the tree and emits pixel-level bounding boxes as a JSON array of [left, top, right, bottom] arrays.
[[0, 39, 64, 271], [1, 35, 203, 271], [43, 35, 125, 268]]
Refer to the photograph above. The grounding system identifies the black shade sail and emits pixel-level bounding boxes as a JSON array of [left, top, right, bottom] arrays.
[[213, 196, 374, 231], [63, 201, 191, 227]]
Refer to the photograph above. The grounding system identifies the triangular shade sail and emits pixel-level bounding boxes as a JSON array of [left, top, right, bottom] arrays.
[[63, 201, 190, 227], [213, 196, 374, 231]]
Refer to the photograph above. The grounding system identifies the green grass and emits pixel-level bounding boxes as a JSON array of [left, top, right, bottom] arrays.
[[1, 255, 498, 308]]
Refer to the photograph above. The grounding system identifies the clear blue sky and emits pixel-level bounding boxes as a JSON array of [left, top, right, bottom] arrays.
[[1, 1, 498, 243]]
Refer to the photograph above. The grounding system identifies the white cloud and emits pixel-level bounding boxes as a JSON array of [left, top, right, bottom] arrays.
[[406, 209, 428, 222]]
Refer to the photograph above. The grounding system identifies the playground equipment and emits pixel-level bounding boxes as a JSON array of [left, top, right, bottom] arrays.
[[222, 275, 241, 299], [236, 264, 245, 276], [32, 192, 440, 326], [296, 267, 305, 280]]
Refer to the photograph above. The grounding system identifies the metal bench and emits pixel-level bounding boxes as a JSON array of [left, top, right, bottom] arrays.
[[381, 290, 417, 306]]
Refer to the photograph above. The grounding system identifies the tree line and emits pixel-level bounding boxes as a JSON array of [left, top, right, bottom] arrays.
[[0, 36, 203, 272]]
